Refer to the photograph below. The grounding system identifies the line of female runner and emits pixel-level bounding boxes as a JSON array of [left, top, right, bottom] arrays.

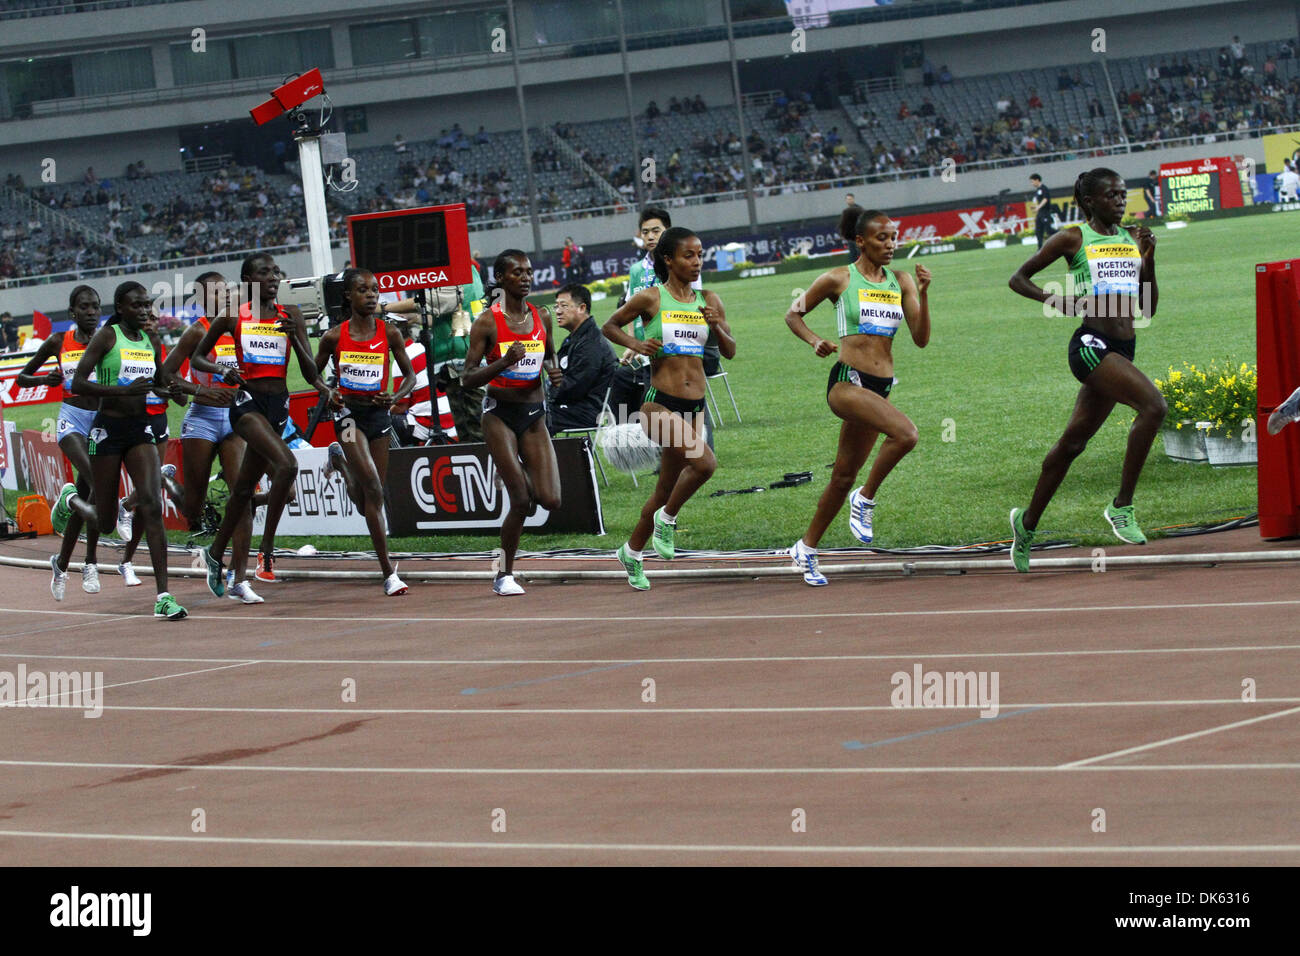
[[36, 167, 1160, 604]]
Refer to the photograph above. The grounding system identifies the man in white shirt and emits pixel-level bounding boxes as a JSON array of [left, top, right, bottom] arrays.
[[1278, 160, 1300, 202]]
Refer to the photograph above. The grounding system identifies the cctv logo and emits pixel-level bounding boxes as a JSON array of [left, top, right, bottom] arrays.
[[412, 455, 499, 517]]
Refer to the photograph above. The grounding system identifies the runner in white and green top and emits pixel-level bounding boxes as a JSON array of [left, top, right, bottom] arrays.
[[1007, 167, 1162, 571], [51, 280, 188, 619], [604, 226, 735, 590], [782, 204, 932, 586]]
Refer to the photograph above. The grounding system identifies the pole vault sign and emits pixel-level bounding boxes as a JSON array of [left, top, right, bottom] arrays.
[[346, 204, 472, 291], [387, 437, 604, 536], [1158, 157, 1244, 216]]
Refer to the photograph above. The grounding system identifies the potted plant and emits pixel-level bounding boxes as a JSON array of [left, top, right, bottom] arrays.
[[1154, 361, 1257, 465]]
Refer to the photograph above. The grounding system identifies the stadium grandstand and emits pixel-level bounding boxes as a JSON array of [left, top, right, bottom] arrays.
[[0, 0, 1297, 305]]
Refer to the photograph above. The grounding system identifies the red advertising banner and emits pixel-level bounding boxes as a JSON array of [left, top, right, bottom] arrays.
[[0, 357, 63, 407], [890, 205, 1027, 243]]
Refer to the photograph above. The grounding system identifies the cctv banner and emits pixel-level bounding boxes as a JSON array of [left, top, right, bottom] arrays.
[[387, 437, 604, 536]]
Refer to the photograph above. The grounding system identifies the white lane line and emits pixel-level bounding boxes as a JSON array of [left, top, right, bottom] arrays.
[[1059, 705, 1300, 768], [0, 617, 134, 639], [0, 662, 260, 708], [1, 598, 1298, 624], [1, 643, 1297, 667], [5, 698, 1300, 717], [0, 830, 1297, 854], [2, 759, 1299, 775]]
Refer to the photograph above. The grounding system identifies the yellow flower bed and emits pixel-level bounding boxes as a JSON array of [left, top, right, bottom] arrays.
[[1155, 360, 1257, 433]]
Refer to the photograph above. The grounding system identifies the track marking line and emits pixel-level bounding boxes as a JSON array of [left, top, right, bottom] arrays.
[[2, 759, 1299, 775], [843, 707, 1047, 749], [1059, 705, 1300, 768], [5, 699, 1300, 716], [0, 830, 1297, 854], [0, 616, 135, 640], [0, 643, 1297, 666], [1, 598, 1299, 624]]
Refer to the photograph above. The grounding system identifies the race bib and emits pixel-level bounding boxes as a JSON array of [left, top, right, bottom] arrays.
[[498, 338, 545, 380], [118, 348, 155, 385], [61, 347, 92, 390], [241, 323, 288, 366], [661, 310, 707, 356], [213, 341, 239, 371], [1085, 243, 1141, 297], [339, 349, 385, 392], [856, 288, 904, 336]]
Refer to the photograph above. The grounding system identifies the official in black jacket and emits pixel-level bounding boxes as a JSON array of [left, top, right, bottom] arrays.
[[548, 283, 617, 434]]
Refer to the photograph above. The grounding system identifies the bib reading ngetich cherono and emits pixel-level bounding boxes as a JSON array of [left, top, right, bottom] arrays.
[[1069, 222, 1142, 300], [836, 266, 903, 339]]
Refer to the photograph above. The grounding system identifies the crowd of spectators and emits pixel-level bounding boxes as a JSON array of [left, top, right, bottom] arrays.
[[1120, 53, 1299, 144]]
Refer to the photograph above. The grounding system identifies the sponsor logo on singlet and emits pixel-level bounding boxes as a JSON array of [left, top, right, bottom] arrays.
[[856, 288, 903, 336], [661, 310, 706, 356], [242, 322, 288, 365], [117, 348, 155, 385], [498, 338, 544, 380], [1085, 243, 1141, 296], [339, 349, 384, 391]]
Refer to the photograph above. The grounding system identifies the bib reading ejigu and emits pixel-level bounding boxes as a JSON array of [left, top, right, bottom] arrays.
[[661, 309, 707, 356]]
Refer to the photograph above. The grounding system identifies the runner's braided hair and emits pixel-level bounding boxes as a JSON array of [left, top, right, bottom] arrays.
[[1074, 167, 1120, 221]]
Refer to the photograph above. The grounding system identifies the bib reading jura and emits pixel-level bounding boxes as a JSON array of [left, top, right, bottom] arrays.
[[1070, 222, 1141, 298], [499, 338, 545, 381], [837, 266, 903, 339]]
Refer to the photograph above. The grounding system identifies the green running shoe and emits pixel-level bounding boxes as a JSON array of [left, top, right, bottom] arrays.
[[154, 593, 188, 620], [1104, 503, 1147, 545], [201, 546, 225, 597], [51, 482, 77, 536], [616, 543, 650, 591], [1009, 507, 1035, 573], [651, 508, 676, 560]]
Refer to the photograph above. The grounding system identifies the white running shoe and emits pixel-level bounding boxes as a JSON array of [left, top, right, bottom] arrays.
[[161, 463, 177, 479], [118, 562, 142, 587], [324, 442, 344, 480], [849, 491, 875, 544], [116, 498, 132, 541], [81, 563, 100, 594], [50, 555, 68, 602], [227, 580, 264, 604], [492, 573, 525, 596], [1267, 386, 1300, 436], [789, 539, 828, 587], [384, 573, 409, 596]]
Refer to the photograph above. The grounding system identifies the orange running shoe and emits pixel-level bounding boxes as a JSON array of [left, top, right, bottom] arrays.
[[255, 552, 278, 583]]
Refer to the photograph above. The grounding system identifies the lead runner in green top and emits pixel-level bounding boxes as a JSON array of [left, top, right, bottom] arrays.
[[1007, 166, 1163, 572], [603, 226, 735, 591], [782, 205, 931, 587]]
